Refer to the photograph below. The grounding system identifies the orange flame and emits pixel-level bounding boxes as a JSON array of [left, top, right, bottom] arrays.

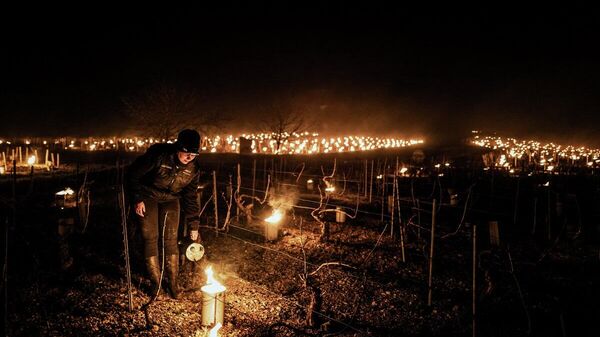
[[265, 209, 283, 224], [202, 266, 226, 294]]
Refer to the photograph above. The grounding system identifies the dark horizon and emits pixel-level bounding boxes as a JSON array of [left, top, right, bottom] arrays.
[[3, 5, 600, 147]]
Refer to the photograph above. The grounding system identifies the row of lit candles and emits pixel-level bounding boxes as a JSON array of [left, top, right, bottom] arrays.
[[471, 134, 600, 169], [1, 133, 424, 155]]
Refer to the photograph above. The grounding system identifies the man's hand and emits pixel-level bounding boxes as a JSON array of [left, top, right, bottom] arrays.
[[189, 230, 199, 241], [135, 201, 146, 217]]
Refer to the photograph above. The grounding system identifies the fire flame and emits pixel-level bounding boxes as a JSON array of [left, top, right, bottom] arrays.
[[208, 322, 222, 337], [202, 266, 226, 294], [56, 187, 75, 196], [265, 209, 284, 224], [324, 180, 335, 192]]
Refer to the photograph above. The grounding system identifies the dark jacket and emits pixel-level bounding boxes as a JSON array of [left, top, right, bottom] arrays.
[[127, 143, 201, 223]]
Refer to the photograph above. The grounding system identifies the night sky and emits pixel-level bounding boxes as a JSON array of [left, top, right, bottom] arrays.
[[3, 5, 600, 145]]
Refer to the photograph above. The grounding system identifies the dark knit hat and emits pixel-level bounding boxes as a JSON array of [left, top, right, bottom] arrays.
[[175, 129, 201, 154]]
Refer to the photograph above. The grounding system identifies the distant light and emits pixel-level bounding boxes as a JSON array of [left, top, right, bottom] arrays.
[[56, 187, 75, 196]]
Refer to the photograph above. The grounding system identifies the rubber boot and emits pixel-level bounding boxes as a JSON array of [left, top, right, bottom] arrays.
[[145, 256, 163, 297], [166, 254, 181, 299]]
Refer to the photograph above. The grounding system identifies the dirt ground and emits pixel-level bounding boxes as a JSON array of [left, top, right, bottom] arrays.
[[4, 159, 600, 337]]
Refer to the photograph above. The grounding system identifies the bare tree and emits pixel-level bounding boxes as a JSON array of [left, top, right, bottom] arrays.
[[123, 83, 227, 139], [261, 100, 310, 154]]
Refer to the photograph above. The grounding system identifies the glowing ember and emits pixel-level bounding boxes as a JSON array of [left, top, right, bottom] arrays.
[[265, 209, 284, 224], [27, 155, 36, 166], [202, 266, 226, 294], [208, 322, 222, 337]]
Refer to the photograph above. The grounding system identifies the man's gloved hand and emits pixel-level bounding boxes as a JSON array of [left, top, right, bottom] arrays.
[[187, 219, 201, 241], [189, 229, 199, 241]]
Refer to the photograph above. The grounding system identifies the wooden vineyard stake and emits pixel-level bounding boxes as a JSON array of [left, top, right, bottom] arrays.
[[427, 199, 437, 307], [489, 221, 500, 246]]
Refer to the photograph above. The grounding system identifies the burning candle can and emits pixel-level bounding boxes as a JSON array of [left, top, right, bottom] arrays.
[[265, 222, 279, 241], [450, 194, 458, 206], [306, 179, 314, 191], [201, 285, 226, 326], [335, 206, 346, 223]]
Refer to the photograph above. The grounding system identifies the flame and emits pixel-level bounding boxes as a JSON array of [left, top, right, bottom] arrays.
[[202, 265, 226, 294], [56, 187, 75, 196], [324, 180, 335, 192], [208, 322, 222, 337], [27, 155, 36, 166], [265, 209, 283, 224]]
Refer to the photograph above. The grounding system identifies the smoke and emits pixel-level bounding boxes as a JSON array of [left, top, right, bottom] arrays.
[[267, 185, 299, 213], [229, 86, 432, 140]]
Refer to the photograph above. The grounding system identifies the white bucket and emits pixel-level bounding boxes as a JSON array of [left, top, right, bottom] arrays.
[[201, 286, 225, 326]]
